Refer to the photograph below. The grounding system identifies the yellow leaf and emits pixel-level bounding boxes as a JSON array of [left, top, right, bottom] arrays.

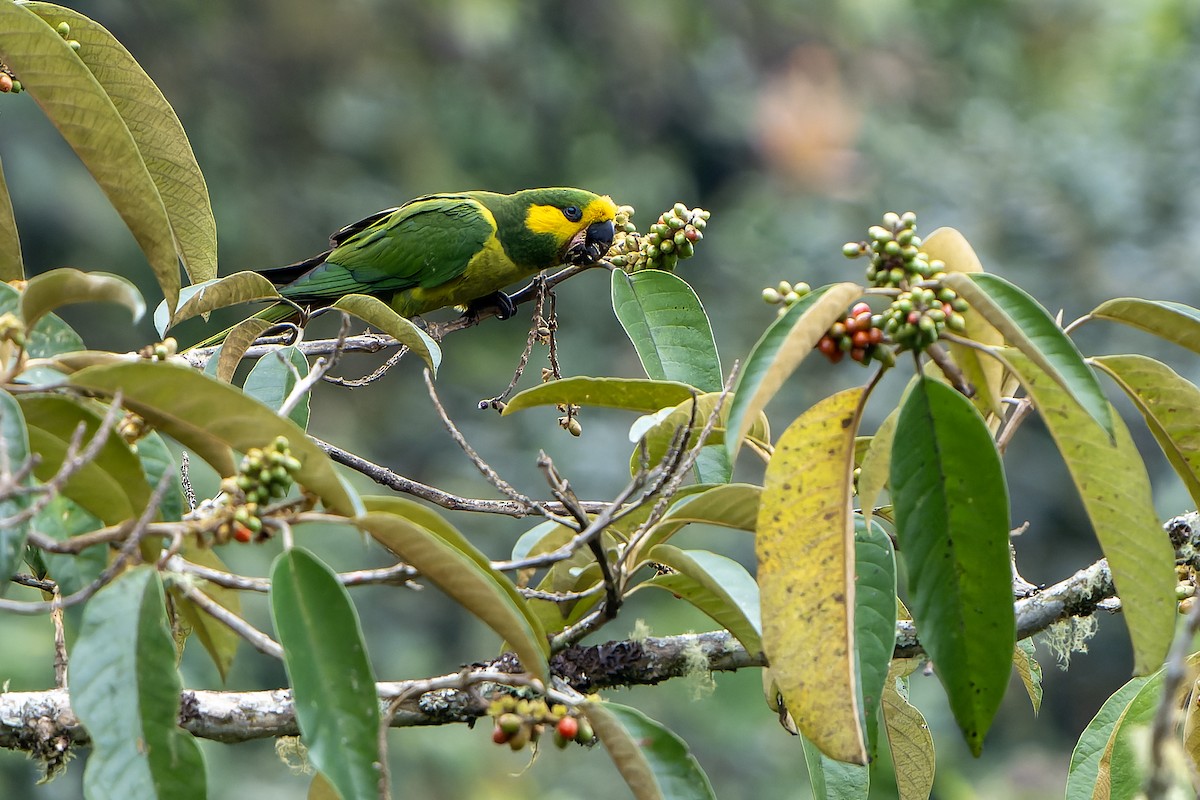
[[882, 671, 935, 800], [757, 386, 866, 764]]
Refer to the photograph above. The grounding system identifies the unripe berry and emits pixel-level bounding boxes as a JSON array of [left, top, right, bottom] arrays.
[[762, 287, 782, 304], [56, 21, 70, 37], [842, 242, 863, 258]]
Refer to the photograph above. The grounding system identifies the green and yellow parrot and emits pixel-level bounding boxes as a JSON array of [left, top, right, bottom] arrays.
[[194, 187, 617, 346]]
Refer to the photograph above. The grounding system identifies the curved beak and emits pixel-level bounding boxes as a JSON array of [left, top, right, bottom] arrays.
[[564, 219, 615, 266]]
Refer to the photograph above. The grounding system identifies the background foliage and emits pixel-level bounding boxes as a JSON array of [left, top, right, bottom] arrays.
[[3, 0, 1200, 798]]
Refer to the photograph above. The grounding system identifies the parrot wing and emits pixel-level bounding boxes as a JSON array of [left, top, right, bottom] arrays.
[[276, 195, 496, 304]]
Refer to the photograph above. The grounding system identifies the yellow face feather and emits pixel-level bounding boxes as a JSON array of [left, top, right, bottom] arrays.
[[523, 195, 617, 245]]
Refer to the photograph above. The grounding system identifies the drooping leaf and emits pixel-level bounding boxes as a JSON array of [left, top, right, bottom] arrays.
[[173, 545, 242, 682], [24, 2, 217, 287], [856, 405, 900, 527], [331, 293, 441, 375], [890, 376, 1013, 755], [854, 516, 897, 759], [18, 393, 150, 525], [20, 268, 144, 330], [942, 272, 1113, 437], [757, 386, 867, 764], [0, 4, 182, 314], [357, 498, 549, 682], [921, 228, 1005, 417], [0, 390, 32, 595], [640, 545, 762, 654], [882, 669, 935, 800], [1093, 354, 1200, 509], [503, 377, 697, 416], [1091, 297, 1200, 356], [1007, 350, 1175, 674], [68, 361, 355, 515], [34, 494, 105, 596], [1013, 640, 1043, 715], [270, 548, 380, 800], [629, 482, 762, 566], [72, 566, 206, 799], [155, 272, 280, 336], [584, 701, 716, 800], [0, 155, 22, 281], [725, 282, 863, 462], [214, 318, 273, 383], [243, 345, 311, 430], [611, 269, 722, 391], [628, 392, 769, 483], [802, 735, 868, 800]]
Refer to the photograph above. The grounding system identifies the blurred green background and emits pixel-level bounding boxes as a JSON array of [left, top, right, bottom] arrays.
[[3, 0, 1200, 797]]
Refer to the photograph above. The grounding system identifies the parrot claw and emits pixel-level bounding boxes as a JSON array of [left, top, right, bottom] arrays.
[[466, 291, 516, 321]]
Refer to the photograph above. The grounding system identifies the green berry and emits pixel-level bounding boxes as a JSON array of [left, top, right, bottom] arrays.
[[842, 242, 863, 258], [56, 22, 70, 37], [882, 211, 900, 229], [67, 39, 81, 52]]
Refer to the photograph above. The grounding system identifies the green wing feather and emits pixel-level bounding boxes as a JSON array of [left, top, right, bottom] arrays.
[[277, 194, 495, 303]]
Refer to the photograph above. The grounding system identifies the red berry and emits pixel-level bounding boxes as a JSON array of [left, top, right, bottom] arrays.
[[556, 716, 579, 740], [869, 327, 884, 344], [817, 336, 837, 356], [907, 311, 921, 325], [233, 523, 252, 543], [851, 302, 871, 317], [492, 726, 510, 744], [843, 316, 859, 334], [851, 347, 866, 362], [0, 74, 11, 93], [829, 349, 844, 364], [851, 330, 871, 348]]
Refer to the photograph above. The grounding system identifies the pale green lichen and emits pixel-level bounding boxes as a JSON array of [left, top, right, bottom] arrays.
[[1041, 615, 1098, 669], [275, 736, 312, 776]]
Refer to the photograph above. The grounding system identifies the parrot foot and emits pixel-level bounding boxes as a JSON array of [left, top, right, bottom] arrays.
[[466, 291, 517, 321]]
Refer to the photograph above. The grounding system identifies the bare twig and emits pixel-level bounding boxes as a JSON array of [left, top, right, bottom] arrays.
[[181, 451, 197, 512], [278, 312, 352, 419], [1144, 581, 1200, 798], [323, 345, 409, 388], [172, 580, 284, 659], [478, 276, 551, 411], [51, 590, 67, 689]]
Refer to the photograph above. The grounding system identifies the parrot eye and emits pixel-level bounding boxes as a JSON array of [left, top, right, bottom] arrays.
[[562, 205, 582, 222]]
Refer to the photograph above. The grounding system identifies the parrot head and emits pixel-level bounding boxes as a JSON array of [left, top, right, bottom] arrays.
[[516, 188, 617, 268]]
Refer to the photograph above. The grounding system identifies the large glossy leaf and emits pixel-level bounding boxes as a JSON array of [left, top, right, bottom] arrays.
[[725, 282, 863, 462], [502, 377, 697, 416], [270, 548, 381, 800], [942, 272, 1113, 437], [921, 228, 1005, 417], [640, 545, 762, 654], [584, 701, 716, 800], [154, 272, 280, 336], [0, 156, 21, 281], [0, 4, 182, 314], [890, 377, 1013, 755], [173, 545, 242, 682], [331, 294, 441, 375], [0, 281, 83, 385], [34, 494, 105, 596], [25, 2, 217, 288], [72, 566, 206, 799], [882, 667, 935, 800], [19, 268, 145, 333], [68, 361, 355, 515], [1007, 351, 1175, 674], [611, 269, 722, 391], [1094, 354, 1200, 508], [357, 498, 549, 682], [0, 390, 32, 596], [1091, 298, 1200, 356], [855, 516, 897, 759], [757, 386, 866, 764], [802, 735, 868, 799], [19, 393, 150, 525], [243, 345, 311, 430]]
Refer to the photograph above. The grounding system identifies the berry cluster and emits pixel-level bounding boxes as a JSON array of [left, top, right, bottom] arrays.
[[56, 21, 82, 53], [878, 285, 968, 352], [816, 302, 892, 366], [843, 211, 939, 288], [0, 67, 21, 95], [210, 436, 301, 543], [761, 280, 812, 316], [138, 337, 178, 361], [488, 696, 594, 751], [607, 203, 709, 273]]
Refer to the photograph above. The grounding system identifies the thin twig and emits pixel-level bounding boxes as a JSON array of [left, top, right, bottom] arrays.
[[478, 276, 550, 410], [324, 345, 410, 388], [51, 589, 67, 689], [1144, 586, 1200, 798], [172, 580, 284, 659], [181, 451, 197, 512], [278, 312, 352, 419]]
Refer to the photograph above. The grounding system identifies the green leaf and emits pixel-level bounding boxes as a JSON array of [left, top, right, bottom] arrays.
[[24, 2, 217, 287], [357, 498, 549, 682], [725, 282, 863, 463], [882, 670, 936, 800], [757, 387, 867, 764], [629, 483, 760, 568], [135, 430, 185, 522], [502, 377, 697, 416], [1013, 640, 1043, 715], [1093, 354, 1200, 509], [1091, 297, 1200, 356], [584, 701, 716, 800], [0, 281, 83, 384], [155, 272, 280, 337], [20, 268, 144, 330], [270, 548, 380, 800], [214, 318, 274, 383], [802, 735, 869, 800], [1006, 350, 1175, 674], [629, 392, 769, 483], [854, 516, 897, 759], [640, 545, 762, 654], [611, 269, 722, 391], [890, 376, 1013, 755], [72, 566, 206, 799], [331, 294, 441, 375], [857, 405, 900, 527], [942, 272, 1113, 437], [0, 156, 22, 282], [0, 390, 31, 595], [0, 4, 182, 314], [243, 345, 310, 430], [19, 394, 150, 525], [172, 545, 242, 682], [68, 361, 356, 515], [34, 494, 105, 596]]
